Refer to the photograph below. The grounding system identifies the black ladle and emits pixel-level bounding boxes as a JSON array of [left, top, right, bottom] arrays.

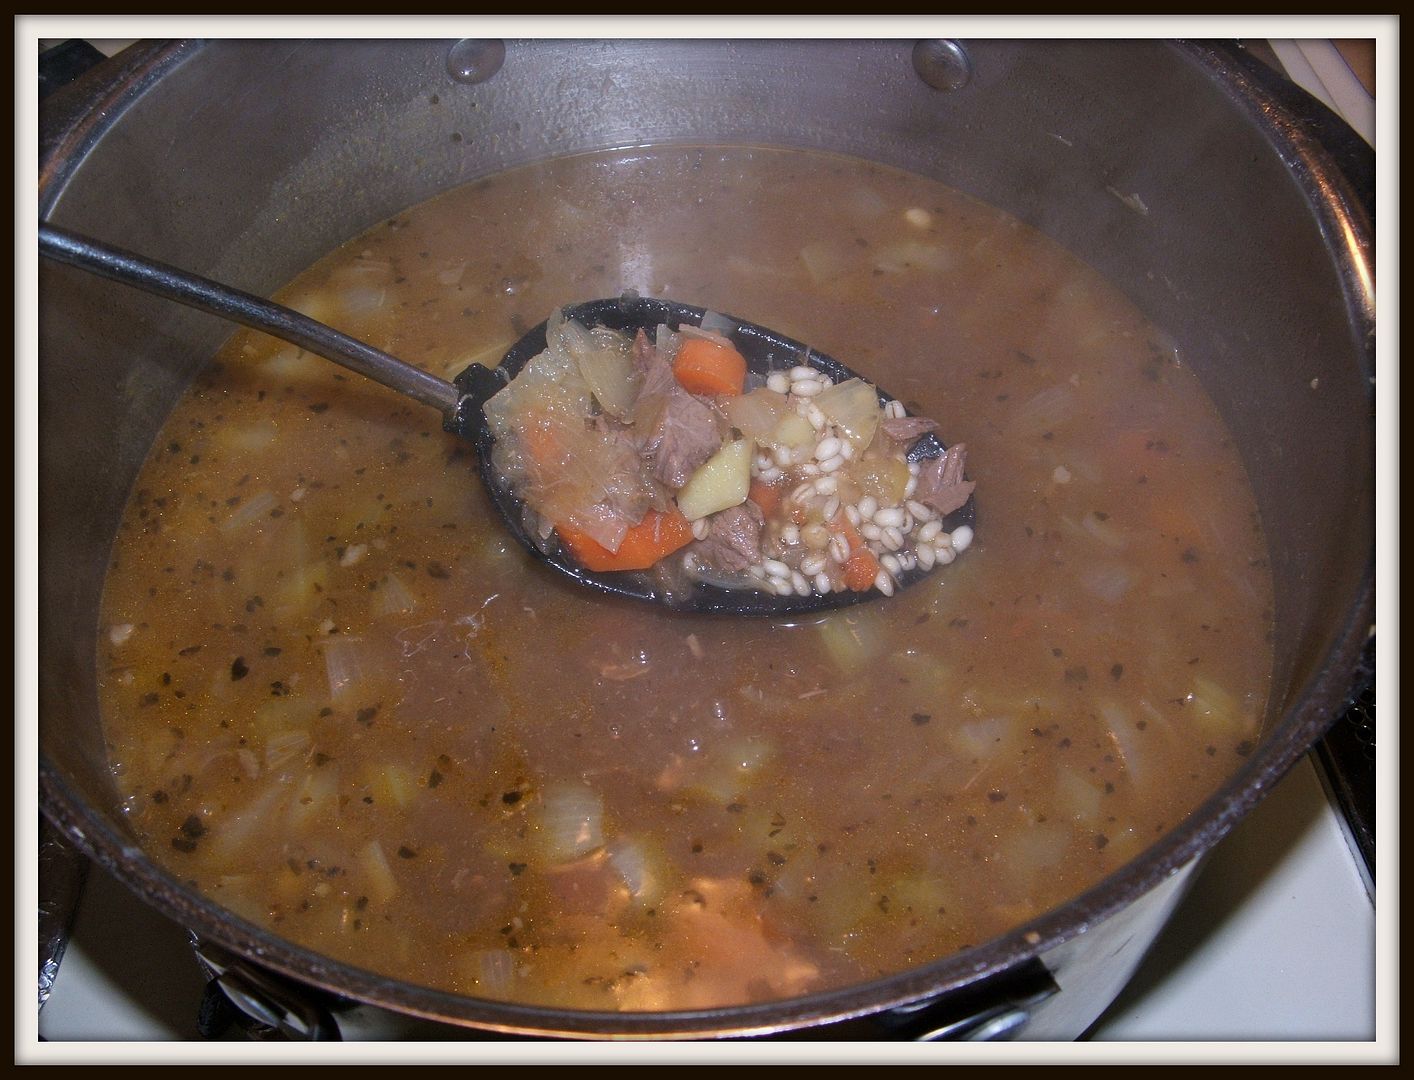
[[39, 223, 974, 616]]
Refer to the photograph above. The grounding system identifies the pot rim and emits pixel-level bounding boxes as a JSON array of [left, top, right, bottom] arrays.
[[37, 37, 1375, 1039]]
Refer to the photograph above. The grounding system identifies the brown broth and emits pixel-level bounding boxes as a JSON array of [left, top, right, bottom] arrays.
[[97, 146, 1274, 1011]]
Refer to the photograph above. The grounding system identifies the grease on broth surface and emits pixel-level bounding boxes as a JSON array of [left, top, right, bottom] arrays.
[[98, 146, 1273, 1011]]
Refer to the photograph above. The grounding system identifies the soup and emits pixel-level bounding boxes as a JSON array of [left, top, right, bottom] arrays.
[[96, 145, 1273, 1012]]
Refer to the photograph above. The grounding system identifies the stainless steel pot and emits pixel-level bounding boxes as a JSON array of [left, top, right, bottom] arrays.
[[37, 38, 1375, 1040]]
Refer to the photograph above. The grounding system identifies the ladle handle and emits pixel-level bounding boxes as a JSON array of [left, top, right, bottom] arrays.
[[38, 223, 461, 418]]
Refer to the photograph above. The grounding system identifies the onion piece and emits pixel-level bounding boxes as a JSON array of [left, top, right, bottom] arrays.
[[204, 784, 289, 863], [654, 322, 680, 357], [357, 839, 400, 904], [1080, 561, 1134, 604], [220, 490, 279, 532], [815, 378, 881, 451], [1081, 511, 1130, 550], [363, 762, 420, 809], [725, 388, 790, 446], [845, 186, 888, 220], [462, 949, 516, 997], [320, 636, 374, 701], [698, 310, 738, 337], [799, 241, 850, 285], [874, 240, 954, 274], [1008, 385, 1077, 438], [1100, 702, 1151, 784], [684, 737, 774, 803], [817, 608, 887, 676], [1185, 675, 1258, 736], [289, 768, 340, 832], [1055, 767, 1104, 824], [261, 347, 323, 382], [374, 572, 418, 617], [553, 316, 639, 421], [680, 322, 733, 347], [948, 716, 1014, 761], [264, 729, 311, 769], [607, 838, 666, 905], [771, 412, 818, 449], [1005, 822, 1070, 887], [535, 783, 604, 862], [340, 285, 387, 315]]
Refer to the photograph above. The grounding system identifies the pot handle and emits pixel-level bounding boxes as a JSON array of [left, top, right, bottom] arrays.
[[1215, 41, 1374, 224], [38, 39, 109, 101], [872, 956, 1060, 1041], [191, 939, 342, 1041]]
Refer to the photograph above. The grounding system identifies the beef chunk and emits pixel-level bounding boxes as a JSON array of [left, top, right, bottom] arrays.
[[914, 443, 975, 516], [879, 415, 940, 444], [694, 502, 764, 573], [630, 331, 724, 488], [632, 330, 675, 397]]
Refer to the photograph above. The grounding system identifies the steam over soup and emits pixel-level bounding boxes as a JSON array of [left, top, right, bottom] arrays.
[[98, 146, 1273, 1012]]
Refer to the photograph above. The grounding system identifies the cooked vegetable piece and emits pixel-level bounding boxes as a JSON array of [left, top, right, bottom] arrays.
[[816, 608, 888, 674], [556, 508, 694, 572], [815, 378, 881, 450], [851, 453, 910, 506], [534, 783, 605, 862], [747, 477, 784, 517], [676, 438, 753, 521], [725, 387, 790, 445], [771, 412, 817, 449], [673, 337, 748, 397], [560, 320, 640, 421], [843, 548, 881, 592]]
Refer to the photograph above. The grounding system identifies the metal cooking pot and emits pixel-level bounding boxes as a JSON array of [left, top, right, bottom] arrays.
[[37, 39, 1374, 1040]]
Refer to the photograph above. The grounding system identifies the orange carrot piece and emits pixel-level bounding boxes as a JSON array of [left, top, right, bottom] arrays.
[[673, 338, 747, 397], [828, 511, 878, 590], [515, 411, 571, 487], [843, 549, 881, 592], [747, 477, 783, 517], [556, 508, 694, 573], [830, 511, 865, 554]]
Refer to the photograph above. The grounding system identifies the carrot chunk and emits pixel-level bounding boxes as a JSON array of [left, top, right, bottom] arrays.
[[843, 548, 881, 592], [673, 338, 747, 397], [828, 511, 878, 591], [556, 508, 694, 572], [747, 477, 784, 517], [830, 511, 865, 554]]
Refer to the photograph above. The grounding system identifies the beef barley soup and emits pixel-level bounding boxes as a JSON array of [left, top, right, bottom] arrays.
[[96, 146, 1273, 1012]]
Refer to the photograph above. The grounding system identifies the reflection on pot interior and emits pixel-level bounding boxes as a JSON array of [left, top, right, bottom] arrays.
[[96, 146, 1273, 1012]]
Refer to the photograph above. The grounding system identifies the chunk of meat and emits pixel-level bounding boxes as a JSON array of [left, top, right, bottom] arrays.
[[632, 330, 675, 397], [693, 501, 764, 573], [913, 442, 975, 516], [879, 414, 939, 444], [630, 331, 724, 488]]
